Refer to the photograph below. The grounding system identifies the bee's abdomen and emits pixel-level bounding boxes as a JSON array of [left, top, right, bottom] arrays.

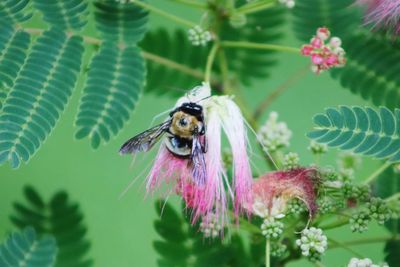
[[164, 133, 192, 157]]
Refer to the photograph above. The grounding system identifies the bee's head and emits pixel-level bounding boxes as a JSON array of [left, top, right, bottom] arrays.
[[170, 102, 203, 121], [170, 111, 204, 138]]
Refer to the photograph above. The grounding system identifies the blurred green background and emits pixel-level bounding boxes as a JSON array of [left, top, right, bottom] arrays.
[[0, 1, 389, 266]]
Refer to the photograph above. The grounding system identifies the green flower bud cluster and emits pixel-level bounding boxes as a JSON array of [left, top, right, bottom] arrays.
[[308, 141, 328, 155], [287, 198, 307, 215], [366, 198, 392, 225], [271, 242, 288, 258], [261, 217, 284, 239], [283, 152, 300, 170], [296, 227, 327, 262], [349, 211, 370, 233], [343, 183, 371, 201], [200, 213, 221, 238]]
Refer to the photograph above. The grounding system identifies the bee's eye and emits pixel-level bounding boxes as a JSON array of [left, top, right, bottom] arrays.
[[179, 118, 188, 127]]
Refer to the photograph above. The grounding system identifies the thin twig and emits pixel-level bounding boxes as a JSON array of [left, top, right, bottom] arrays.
[[328, 238, 365, 258], [204, 42, 220, 83], [23, 28, 205, 81], [131, 0, 197, 28], [363, 162, 392, 184], [253, 66, 309, 120], [171, 0, 208, 9], [221, 40, 299, 53]]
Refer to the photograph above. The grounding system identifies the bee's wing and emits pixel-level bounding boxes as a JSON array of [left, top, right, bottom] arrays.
[[119, 120, 171, 155], [191, 135, 207, 185]]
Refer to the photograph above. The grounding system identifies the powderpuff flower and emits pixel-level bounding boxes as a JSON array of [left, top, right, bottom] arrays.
[[357, 0, 400, 34], [251, 168, 319, 219], [146, 82, 253, 232], [301, 27, 346, 74], [279, 0, 295, 8], [296, 227, 327, 260]]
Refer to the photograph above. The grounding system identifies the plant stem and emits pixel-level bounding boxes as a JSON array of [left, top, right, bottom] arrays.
[[385, 192, 400, 202], [329, 236, 400, 249], [204, 42, 220, 83], [142, 51, 204, 79], [237, 0, 276, 15], [131, 0, 197, 28], [328, 238, 365, 258], [363, 162, 392, 184], [253, 66, 309, 120], [221, 41, 299, 54], [320, 217, 349, 230], [23, 28, 206, 82], [171, 0, 208, 9], [266, 239, 271, 267]]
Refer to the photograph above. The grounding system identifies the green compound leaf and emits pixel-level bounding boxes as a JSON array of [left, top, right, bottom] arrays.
[[140, 28, 208, 95], [75, 44, 145, 149], [384, 240, 400, 267], [0, 227, 58, 267], [307, 106, 400, 162], [0, 23, 31, 107], [331, 33, 400, 110], [32, 0, 89, 30], [0, 29, 84, 168], [94, 0, 149, 45], [291, 0, 361, 42], [0, 0, 32, 24], [153, 200, 251, 267], [10, 186, 93, 267], [222, 2, 285, 85]]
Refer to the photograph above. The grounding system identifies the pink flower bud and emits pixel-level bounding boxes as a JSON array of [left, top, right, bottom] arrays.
[[316, 27, 331, 40], [311, 53, 324, 65], [310, 37, 323, 48], [329, 37, 342, 48], [325, 54, 338, 66], [301, 45, 314, 55]]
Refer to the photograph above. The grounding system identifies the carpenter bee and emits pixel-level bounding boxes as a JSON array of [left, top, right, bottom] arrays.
[[119, 101, 207, 183]]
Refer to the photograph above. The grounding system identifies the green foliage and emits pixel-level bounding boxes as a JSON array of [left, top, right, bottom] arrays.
[[374, 166, 400, 265], [307, 106, 400, 162], [10, 186, 93, 267], [291, 0, 361, 42], [140, 28, 208, 95], [222, 2, 285, 85], [384, 240, 400, 267], [331, 33, 400, 110], [0, 29, 84, 168], [32, 0, 89, 30], [153, 200, 252, 267], [0, 0, 150, 164], [94, 0, 149, 44], [0, 0, 32, 24], [0, 23, 31, 107], [75, 44, 145, 148], [0, 227, 57, 267]]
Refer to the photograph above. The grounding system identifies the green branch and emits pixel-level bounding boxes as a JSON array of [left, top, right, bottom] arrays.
[[171, 0, 207, 9], [204, 42, 220, 83], [221, 40, 299, 53], [266, 239, 271, 267], [363, 162, 392, 184], [131, 0, 197, 28], [236, 0, 276, 15], [23, 28, 205, 82]]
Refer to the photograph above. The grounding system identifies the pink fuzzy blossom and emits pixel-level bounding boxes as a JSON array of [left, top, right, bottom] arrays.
[[301, 27, 346, 74], [357, 0, 400, 34], [251, 168, 319, 219], [146, 83, 253, 233]]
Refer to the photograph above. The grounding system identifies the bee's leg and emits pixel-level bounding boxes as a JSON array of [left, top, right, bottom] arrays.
[[201, 135, 207, 153]]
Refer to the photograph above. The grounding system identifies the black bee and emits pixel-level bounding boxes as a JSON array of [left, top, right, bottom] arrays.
[[119, 102, 207, 183]]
